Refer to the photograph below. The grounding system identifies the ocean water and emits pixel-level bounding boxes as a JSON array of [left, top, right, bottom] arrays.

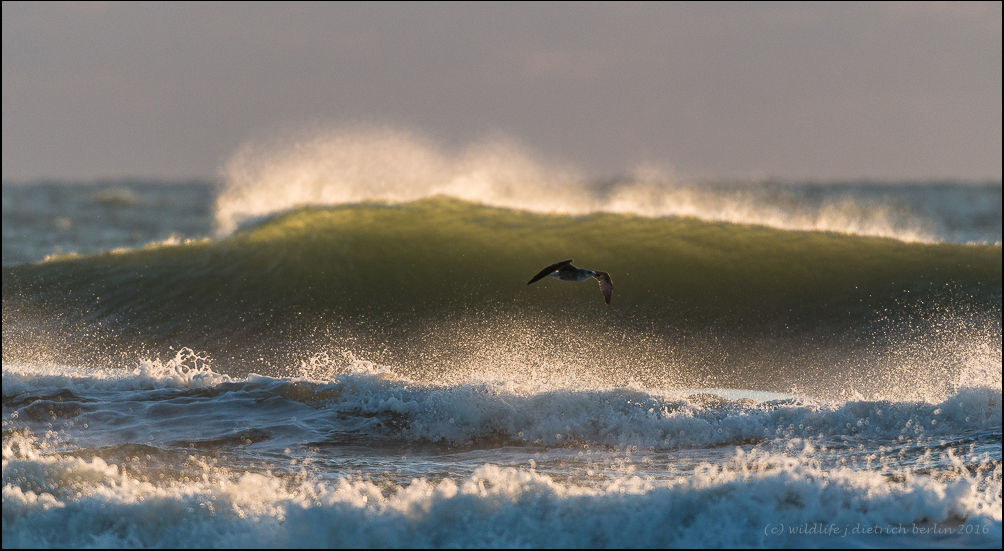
[[2, 134, 1002, 548]]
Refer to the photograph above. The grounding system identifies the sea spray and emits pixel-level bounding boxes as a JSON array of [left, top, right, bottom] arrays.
[[216, 126, 1000, 242]]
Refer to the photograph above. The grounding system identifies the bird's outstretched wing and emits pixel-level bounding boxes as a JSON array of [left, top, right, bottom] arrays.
[[526, 259, 574, 285], [594, 271, 613, 305]]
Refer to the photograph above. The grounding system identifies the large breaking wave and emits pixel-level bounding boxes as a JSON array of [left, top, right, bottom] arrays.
[[2, 197, 1000, 399]]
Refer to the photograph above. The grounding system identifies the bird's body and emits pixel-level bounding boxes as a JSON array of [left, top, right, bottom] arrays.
[[527, 260, 613, 305]]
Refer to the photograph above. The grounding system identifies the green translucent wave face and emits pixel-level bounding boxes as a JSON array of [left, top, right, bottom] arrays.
[[3, 197, 1000, 398]]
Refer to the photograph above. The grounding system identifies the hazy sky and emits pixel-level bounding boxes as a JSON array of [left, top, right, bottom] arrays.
[[3, 2, 1001, 182]]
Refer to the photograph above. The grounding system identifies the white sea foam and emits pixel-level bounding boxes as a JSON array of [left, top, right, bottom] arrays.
[[2, 432, 999, 548], [215, 126, 1001, 242], [2, 349, 229, 398], [4, 359, 1001, 548], [4, 358, 1000, 452]]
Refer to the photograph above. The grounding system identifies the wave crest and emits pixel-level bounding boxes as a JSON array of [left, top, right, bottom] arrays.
[[216, 126, 965, 242]]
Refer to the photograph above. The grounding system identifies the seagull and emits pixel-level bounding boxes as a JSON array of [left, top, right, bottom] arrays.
[[526, 259, 613, 305]]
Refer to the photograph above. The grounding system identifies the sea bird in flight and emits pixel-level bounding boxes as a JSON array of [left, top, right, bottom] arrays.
[[527, 260, 613, 305]]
